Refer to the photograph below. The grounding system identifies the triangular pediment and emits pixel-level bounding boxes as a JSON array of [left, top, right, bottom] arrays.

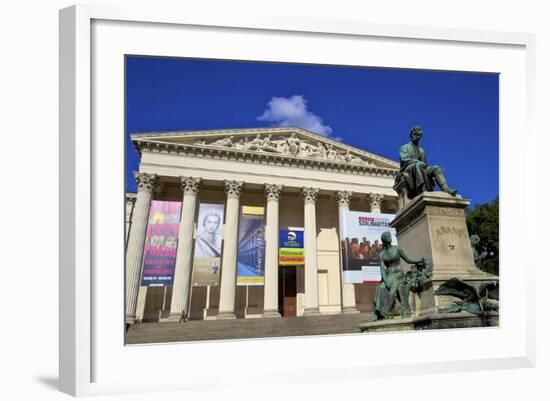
[[131, 127, 399, 169]]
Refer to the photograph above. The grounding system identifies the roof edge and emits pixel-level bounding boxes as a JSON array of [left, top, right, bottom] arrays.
[[130, 126, 399, 168]]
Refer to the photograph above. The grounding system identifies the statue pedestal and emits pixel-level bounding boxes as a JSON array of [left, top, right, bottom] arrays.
[[391, 191, 498, 315], [358, 311, 499, 333]]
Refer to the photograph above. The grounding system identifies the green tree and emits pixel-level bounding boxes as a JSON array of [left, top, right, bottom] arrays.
[[466, 197, 499, 275]]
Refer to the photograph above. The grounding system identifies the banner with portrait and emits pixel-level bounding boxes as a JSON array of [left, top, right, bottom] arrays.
[[279, 229, 304, 266], [141, 200, 182, 287], [192, 203, 225, 286], [340, 211, 396, 284], [237, 206, 265, 286]]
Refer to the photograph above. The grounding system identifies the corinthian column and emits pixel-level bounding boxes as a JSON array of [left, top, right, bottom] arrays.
[[263, 184, 283, 318], [302, 187, 320, 315], [368, 193, 384, 213], [217, 180, 244, 319], [336, 191, 359, 314], [125, 172, 158, 322], [168, 177, 201, 321]]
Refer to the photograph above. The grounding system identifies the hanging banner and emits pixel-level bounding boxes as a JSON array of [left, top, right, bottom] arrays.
[[340, 211, 396, 284], [192, 203, 225, 286], [279, 229, 304, 266], [237, 206, 265, 286], [141, 200, 182, 287]]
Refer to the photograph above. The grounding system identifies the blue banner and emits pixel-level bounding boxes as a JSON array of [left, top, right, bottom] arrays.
[[279, 230, 304, 265], [237, 206, 265, 285]]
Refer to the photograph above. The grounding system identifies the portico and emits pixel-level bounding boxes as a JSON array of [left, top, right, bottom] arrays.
[[125, 127, 400, 322]]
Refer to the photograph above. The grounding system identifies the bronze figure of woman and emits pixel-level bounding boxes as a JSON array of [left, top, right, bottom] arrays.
[[368, 231, 427, 322]]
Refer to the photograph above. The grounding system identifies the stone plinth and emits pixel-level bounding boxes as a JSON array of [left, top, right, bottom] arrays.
[[359, 311, 499, 333], [391, 191, 498, 314]]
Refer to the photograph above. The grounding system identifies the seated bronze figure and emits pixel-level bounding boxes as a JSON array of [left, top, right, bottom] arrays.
[[396, 126, 457, 199]]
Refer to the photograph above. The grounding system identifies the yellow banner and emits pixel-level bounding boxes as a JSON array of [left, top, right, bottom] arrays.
[[279, 248, 304, 266], [237, 276, 264, 285], [242, 206, 265, 215]]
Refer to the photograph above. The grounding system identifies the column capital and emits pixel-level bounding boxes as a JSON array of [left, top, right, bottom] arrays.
[[336, 191, 352, 208], [180, 176, 202, 196], [133, 172, 158, 194], [302, 187, 319, 204], [265, 184, 283, 201], [224, 180, 244, 199], [368, 193, 384, 211], [126, 193, 137, 205]]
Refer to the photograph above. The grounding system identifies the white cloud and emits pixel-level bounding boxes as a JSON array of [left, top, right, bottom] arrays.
[[257, 95, 334, 137]]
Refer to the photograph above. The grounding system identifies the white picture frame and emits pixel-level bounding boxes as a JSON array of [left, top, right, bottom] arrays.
[[59, 4, 536, 397]]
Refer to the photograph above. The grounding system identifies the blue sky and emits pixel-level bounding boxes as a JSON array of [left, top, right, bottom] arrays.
[[126, 56, 499, 206]]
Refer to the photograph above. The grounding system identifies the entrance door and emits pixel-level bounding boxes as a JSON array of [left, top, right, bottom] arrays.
[[279, 267, 297, 317]]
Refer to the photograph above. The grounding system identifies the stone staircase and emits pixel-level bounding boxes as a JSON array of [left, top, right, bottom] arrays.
[[126, 312, 371, 344]]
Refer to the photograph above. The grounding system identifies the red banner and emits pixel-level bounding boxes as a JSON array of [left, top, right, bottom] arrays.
[[141, 200, 182, 287]]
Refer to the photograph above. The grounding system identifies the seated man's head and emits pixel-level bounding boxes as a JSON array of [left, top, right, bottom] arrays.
[[409, 126, 423, 143]]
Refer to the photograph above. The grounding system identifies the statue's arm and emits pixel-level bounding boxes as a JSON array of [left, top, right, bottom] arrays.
[[398, 247, 423, 265], [473, 249, 487, 264]]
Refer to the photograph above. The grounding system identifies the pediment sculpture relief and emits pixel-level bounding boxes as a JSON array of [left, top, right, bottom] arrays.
[[194, 132, 372, 165]]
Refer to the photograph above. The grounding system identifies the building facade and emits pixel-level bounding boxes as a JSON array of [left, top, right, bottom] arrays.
[[125, 127, 400, 323]]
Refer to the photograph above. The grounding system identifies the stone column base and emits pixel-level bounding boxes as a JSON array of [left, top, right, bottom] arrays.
[[303, 308, 321, 316], [217, 312, 237, 320], [341, 283, 358, 314], [125, 314, 138, 324], [262, 310, 282, 318], [165, 313, 185, 322]]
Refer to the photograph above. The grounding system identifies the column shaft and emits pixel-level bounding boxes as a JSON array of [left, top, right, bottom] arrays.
[[218, 181, 244, 319], [303, 187, 320, 315], [168, 177, 201, 320], [125, 173, 158, 322], [263, 184, 282, 318], [125, 194, 136, 246]]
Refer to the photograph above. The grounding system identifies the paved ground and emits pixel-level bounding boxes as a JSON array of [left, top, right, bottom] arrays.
[[125, 313, 371, 344]]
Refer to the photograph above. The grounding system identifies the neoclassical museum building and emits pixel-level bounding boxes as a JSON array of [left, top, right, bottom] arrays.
[[125, 127, 401, 323]]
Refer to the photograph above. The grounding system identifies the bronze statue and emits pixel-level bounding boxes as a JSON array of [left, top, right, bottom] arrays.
[[469, 234, 492, 269], [367, 231, 429, 322], [397, 126, 457, 199], [435, 278, 499, 317]]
